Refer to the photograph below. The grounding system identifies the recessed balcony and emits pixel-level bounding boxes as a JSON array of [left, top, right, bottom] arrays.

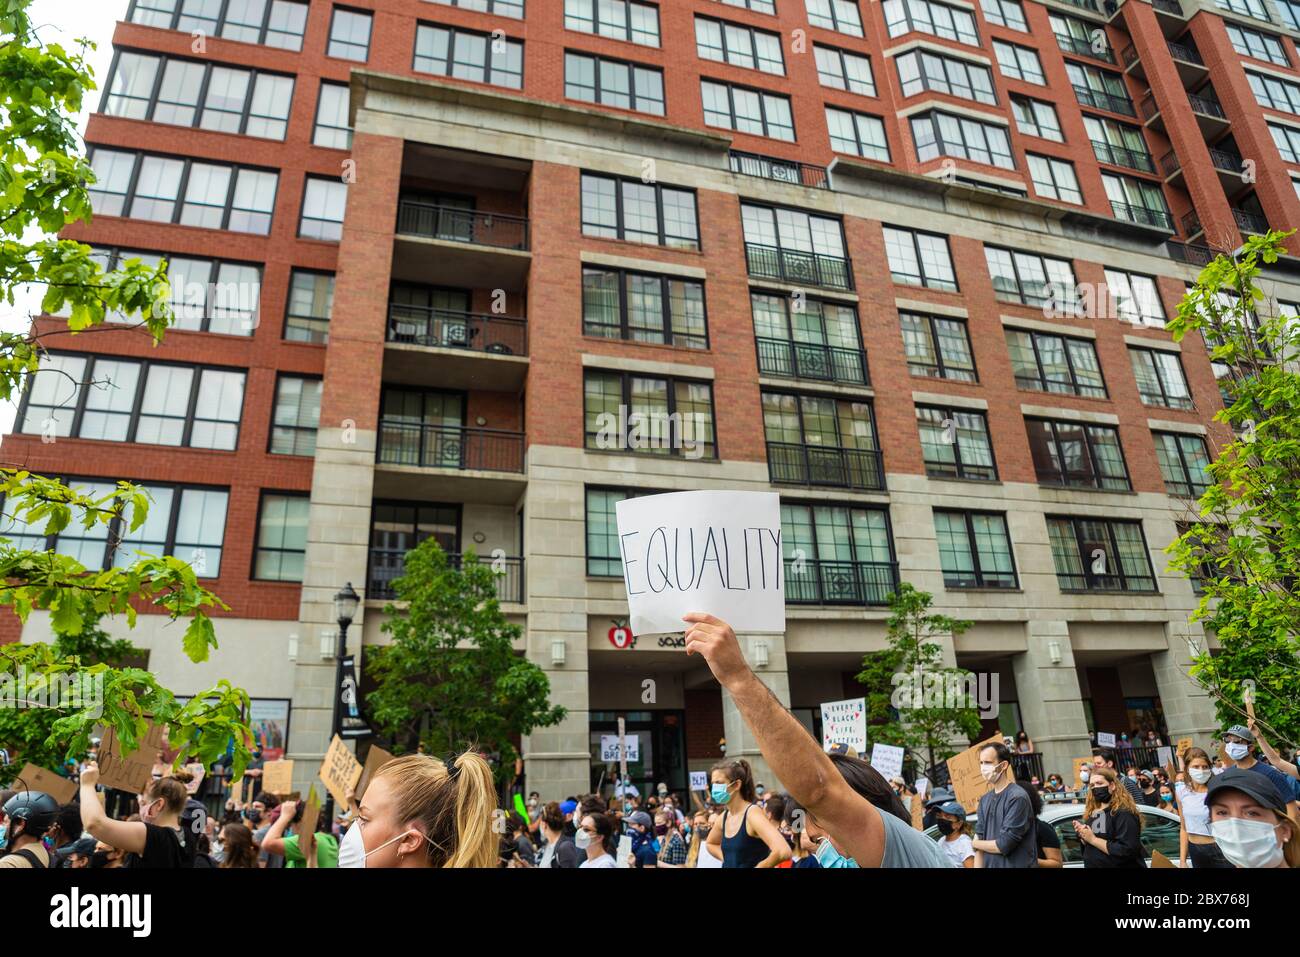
[[383, 303, 528, 391]]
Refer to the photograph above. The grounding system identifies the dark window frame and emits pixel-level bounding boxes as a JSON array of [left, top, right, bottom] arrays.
[[1048, 514, 1158, 593], [283, 268, 334, 344], [1152, 430, 1212, 497], [327, 5, 374, 62], [298, 175, 348, 241], [581, 265, 710, 350], [985, 244, 1080, 309], [579, 172, 701, 249], [895, 48, 998, 105], [312, 80, 353, 149], [268, 373, 323, 457], [695, 13, 785, 73], [252, 490, 311, 582], [760, 388, 881, 457], [932, 508, 1019, 588], [916, 404, 998, 481], [1005, 327, 1108, 398], [583, 485, 663, 577], [1025, 416, 1132, 491], [1129, 345, 1193, 409], [126, 0, 309, 49], [583, 370, 719, 459], [565, 50, 665, 114], [883, 226, 959, 291], [814, 43, 876, 95], [566, 0, 660, 45], [900, 311, 978, 381], [413, 21, 526, 89], [700, 77, 796, 140]]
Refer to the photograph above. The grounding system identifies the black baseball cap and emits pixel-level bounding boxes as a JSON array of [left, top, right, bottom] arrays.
[[1206, 768, 1287, 815]]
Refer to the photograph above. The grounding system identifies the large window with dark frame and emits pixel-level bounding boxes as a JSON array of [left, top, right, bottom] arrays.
[[917, 406, 996, 480], [414, 22, 524, 89], [782, 502, 897, 605], [761, 391, 883, 490], [1084, 116, 1153, 173], [1101, 173, 1173, 230], [825, 107, 890, 160], [254, 492, 310, 582], [86, 149, 277, 234], [127, 0, 309, 50], [741, 203, 851, 290], [313, 82, 352, 149], [284, 270, 334, 344], [567, 0, 659, 44], [270, 376, 322, 456], [985, 245, 1080, 311], [1050, 12, 1113, 63], [993, 40, 1046, 84], [582, 266, 708, 349], [1269, 122, 1300, 162], [1027, 154, 1083, 204], [432, 0, 524, 17], [979, 0, 1027, 30], [1005, 328, 1106, 398], [328, 7, 372, 62], [883, 0, 979, 45], [1067, 62, 1134, 115], [584, 371, 717, 458], [895, 49, 996, 105], [719, 0, 776, 11], [750, 292, 867, 384], [933, 509, 1018, 588], [806, 0, 865, 35], [1047, 516, 1157, 592], [1025, 417, 1131, 491], [883, 227, 957, 290], [88, 246, 260, 335], [580, 173, 699, 249], [911, 111, 1015, 169], [299, 177, 348, 241], [1105, 268, 1165, 326], [566, 52, 665, 115], [701, 79, 795, 140], [368, 500, 461, 595], [1152, 431, 1212, 498], [1226, 24, 1289, 66], [900, 312, 976, 381], [696, 15, 784, 73], [585, 487, 657, 576], [1215, 0, 1273, 22], [1129, 346, 1193, 409], [1011, 97, 1064, 142], [814, 44, 875, 95]]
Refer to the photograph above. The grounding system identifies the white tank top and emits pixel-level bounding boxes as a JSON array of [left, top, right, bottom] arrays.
[[1176, 782, 1212, 836]]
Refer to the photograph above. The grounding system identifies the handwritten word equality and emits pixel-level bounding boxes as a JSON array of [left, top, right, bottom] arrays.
[[620, 525, 782, 596]]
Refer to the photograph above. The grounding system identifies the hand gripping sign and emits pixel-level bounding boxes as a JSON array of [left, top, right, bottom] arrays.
[[614, 491, 785, 637]]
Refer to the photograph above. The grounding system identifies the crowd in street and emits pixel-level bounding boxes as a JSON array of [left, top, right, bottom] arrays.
[[1, 615, 1296, 870]]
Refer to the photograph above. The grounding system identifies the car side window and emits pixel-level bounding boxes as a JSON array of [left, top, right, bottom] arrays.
[[1054, 817, 1084, 864], [1139, 811, 1180, 860]]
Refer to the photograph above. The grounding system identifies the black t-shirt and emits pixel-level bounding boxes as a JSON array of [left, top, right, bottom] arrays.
[[126, 823, 187, 869], [1036, 817, 1061, 855], [1081, 809, 1145, 869]]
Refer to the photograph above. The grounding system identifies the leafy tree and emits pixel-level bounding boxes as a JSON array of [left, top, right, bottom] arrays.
[[854, 582, 983, 776], [367, 539, 565, 780], [1166, 229, 1300, 753], [0, 0, 250, 779]]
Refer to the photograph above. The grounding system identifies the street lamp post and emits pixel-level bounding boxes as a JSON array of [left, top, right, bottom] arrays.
[[325, 582, 360, 827]]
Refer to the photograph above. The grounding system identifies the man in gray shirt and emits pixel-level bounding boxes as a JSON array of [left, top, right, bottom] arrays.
[[973, 743, 1037, 868]]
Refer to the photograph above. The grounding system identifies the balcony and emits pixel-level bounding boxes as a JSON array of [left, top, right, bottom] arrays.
[[745, 242, 854, 291], [393, 199, 531, 290], [368, 548, 524, 603], [1122, 39, 1204, 85], [755, 337, 869, 385], [1073, 85, 1135, 117], [729, 150, 829, 190], [1152, 0, 1182, 16], [377, 421, 524, 473], [1166, 239, 1216, 266], [384, 303, 529, 390], [1092, 139, 1156, 173], [1232, 207, 1270, 235], [1208, 148, 1244, 173], [1057, 34, 1115, 64], [785, 559, 899, 606], [1057, 0, 1100, 12], [1187, 92, 1225, 119], [396, 200, 528, 249], [1110, 201, 1174, 231], [1182, 209, 1203, 239], [766, 442, 884, 491]]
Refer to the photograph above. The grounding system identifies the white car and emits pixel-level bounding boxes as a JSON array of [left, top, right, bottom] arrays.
[[925, 802, 1184, 867]]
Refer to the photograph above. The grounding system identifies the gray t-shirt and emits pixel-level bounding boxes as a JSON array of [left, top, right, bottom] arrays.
[[976, 783, 1037, 868], [879, 807, 955, 868]]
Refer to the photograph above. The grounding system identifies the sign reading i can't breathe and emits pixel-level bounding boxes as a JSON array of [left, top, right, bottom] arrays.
[[614, 491, 785, 636]]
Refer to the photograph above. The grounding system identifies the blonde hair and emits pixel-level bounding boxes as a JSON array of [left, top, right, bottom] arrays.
[[143, 776, 188, 814], [1084, 767, 1142, 828], [370, 751, 499, 868]]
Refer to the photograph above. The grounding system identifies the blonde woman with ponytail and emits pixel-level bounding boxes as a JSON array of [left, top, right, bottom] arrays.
[[338, 750, 499, 868]]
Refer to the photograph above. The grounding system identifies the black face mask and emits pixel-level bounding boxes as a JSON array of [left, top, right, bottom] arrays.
[[90, 850, 111, 868], [937, 820, 955, 836], [1092, 787, 1112, 805]]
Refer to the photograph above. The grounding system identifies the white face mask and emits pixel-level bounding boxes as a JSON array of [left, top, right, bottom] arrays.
[[979, 762, 1002, 783], [574, 828, 593, 850], [339, 821, 441, 868], [1080, 769, 1091, 783], [1225, 743, 1250, 761], [1210, 817, 1285, 868], [1189, 768, 1213, 785]]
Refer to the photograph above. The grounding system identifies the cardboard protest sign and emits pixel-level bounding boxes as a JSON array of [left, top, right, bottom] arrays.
[[1150, 849, 1177, 868], [1176, 737, 1193, 757], [870, 743, 906, 782], [946, 733, 1004, 813], [820, 698, 867, 754], [600, 734, 640, 762], [319, 735, 362, 808], [910, 792, 925, 831], [16, 764, 77, 803], [356, 745, 396, 800], [261, 760, 295, 795], [184, 763, 205, 795], [689, 771, 708, 792], [615, 491, 785, 636], [300, 786, 321, 868], [98, 720, 168, 794], [1096, 732, 1117, 748]]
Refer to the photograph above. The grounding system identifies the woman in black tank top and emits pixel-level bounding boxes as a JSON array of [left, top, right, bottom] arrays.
[[702, 759, 790, 868]]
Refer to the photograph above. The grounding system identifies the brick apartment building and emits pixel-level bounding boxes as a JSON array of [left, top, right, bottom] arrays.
[[4, 0, 1300, 796]]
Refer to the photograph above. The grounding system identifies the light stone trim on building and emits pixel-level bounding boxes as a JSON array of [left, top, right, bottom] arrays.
[[1124, 333, 1181, 351], [1019, 403, 1121, 424], [580, 352, 715, 379], [911, 390, 988, 409], [1147, 418, 1208, 435], [895, 297, 968, 317], [580, 250, 708, 279], [1000, 313, 1097, 338]]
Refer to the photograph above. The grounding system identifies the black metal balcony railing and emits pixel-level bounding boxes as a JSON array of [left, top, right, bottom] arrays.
[[1121, 44, 1139, 68], [1158, 150, 1181, 177], [729, 150, 829, 189], [1232, 207, 1270, 234], [1092, 139, 1156, 173], [1166, 239, 1216, 266], [1208, 148, 1245, 174], [1058, 0, 1100, 11], [368, 548, 524, 602], [766, 442, 885, 491], [1057, 33, 1114, 63], [1139, 93, 1160, 122], [755, 337, 869, 385], [1110, 201, 1174, 230], [745, 242, 854, 291], [1153, 0, 1183, 16], [1182, 209, 1203, 237], [377, 421, 526, 473], [386, 303, 528, 356], [396, 199, 529, 250], [1187, 92, 1226, 119], [1166, 40, 1203, 65], [784, 559, 899, 606], [1075, 84, 1136, 116]]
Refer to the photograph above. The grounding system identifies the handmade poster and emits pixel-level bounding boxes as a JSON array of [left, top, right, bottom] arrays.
[[98, 721, 168, 794], [820, 698, 867, 754], [15, 764, 76, 803], [870, 743, 906, 782], [599, 734, 640, 763], [946, 734, 1005, 813], [319, 735, 363, 808]]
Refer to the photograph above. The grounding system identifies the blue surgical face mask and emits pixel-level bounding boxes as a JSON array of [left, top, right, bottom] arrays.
[[814, 837, 858, 869], [710, 783, 732, 804]]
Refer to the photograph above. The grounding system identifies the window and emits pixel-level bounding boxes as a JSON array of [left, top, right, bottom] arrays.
[[762, 392, 883, 489], [87, 149, 276, 234], [985, 245, 1079, 311], [1105, 269, 1165, 326], [270, 376, 322, 456], [1011, 97, 1063, 142], [933, 510, 1017, 588], [1026, 417, 1130, 490], [1226, 24, 1289, 65], [582, 267, 708, 349], [580, 173, 699, 249], [815, 45, 875, 95], [285, 271, 334, 343], [742, 204, 851, 289], [979, 0, 1027, 30], [696, 16, 783, 73], [1051, 13, 1112, 63], [299, 177, 347, 241], [129, 0, 309, 50], [806, 0, 864, 35], [993, 40, 1045, 84], [701, 79, 794, 140], [1215, 0, 1272, 21], [1102, 173, 1173, 229], [566, 52, 664, 114], [1067, 63, 1133, 115], [917, 405, 997, 480], [1083, 115, 1153, 172], [18, 356, 245, 449], [1247, 70, 1300, 115], [413, 23, 525, 89], [782, 503, 897, 604], [255, 493, 310, 581], [1028, 154, 1083, 203], [1280, 0, 1300, 29], [911, 111, 1015, 168], [585, 487, 658, 576], [313, 82, 352, 149], [901, 312, 976, 380], [566, 0, 660, 45], [91, 246, 261, 334], [368, 501, 461, 594], [1269, 122, 1300, 162], [883, 0, 979, 46], [896, 49, 996, 104], [751, 292, 867, 383], [883, 227, 957, 290], [718, 0, 776, 10], [1153, 431, 1212, 497], [584, 371, 717, 458], [1047, 516, 1156, 592], [826, 107, 890, 159], [328, 7, 372, 61], [1005, 328, 1106, 397], [1129, 346, 1192, 409], [431, 0, 524, 17]]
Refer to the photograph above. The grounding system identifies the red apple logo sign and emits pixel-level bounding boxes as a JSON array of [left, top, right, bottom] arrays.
[[608, 624, 634, 649]]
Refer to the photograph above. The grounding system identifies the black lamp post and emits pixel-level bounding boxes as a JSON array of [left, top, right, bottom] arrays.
[[325, 582, 360, 826]]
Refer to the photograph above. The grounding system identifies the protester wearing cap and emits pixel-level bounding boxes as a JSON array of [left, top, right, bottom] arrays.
[[935, 800, 974, 868], [1220, 724, 1299, 821], [1245, 718, 1300, 797], [1206, 768, 1298, 868], [827, 742, 858, 758], [626, 810, 658, 868]]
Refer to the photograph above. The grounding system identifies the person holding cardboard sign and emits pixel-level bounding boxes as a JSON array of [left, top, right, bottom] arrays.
[[78, 762, 191, 868], [260, 798, 338, 868]]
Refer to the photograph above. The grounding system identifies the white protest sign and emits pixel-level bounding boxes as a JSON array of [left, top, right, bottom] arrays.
[[1157, 746, 1173, 767], [615, 491, 785, 636], [689, 771, 708, 792], [820, 698, 867, 753], [914, 776, 929, 800], [600, 734, 640, 763], [1096, 732, 1117, 748], [870, 743, 905, 781]]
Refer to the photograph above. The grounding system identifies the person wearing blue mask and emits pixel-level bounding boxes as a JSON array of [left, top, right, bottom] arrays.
[[701, 758, 790, 868]]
